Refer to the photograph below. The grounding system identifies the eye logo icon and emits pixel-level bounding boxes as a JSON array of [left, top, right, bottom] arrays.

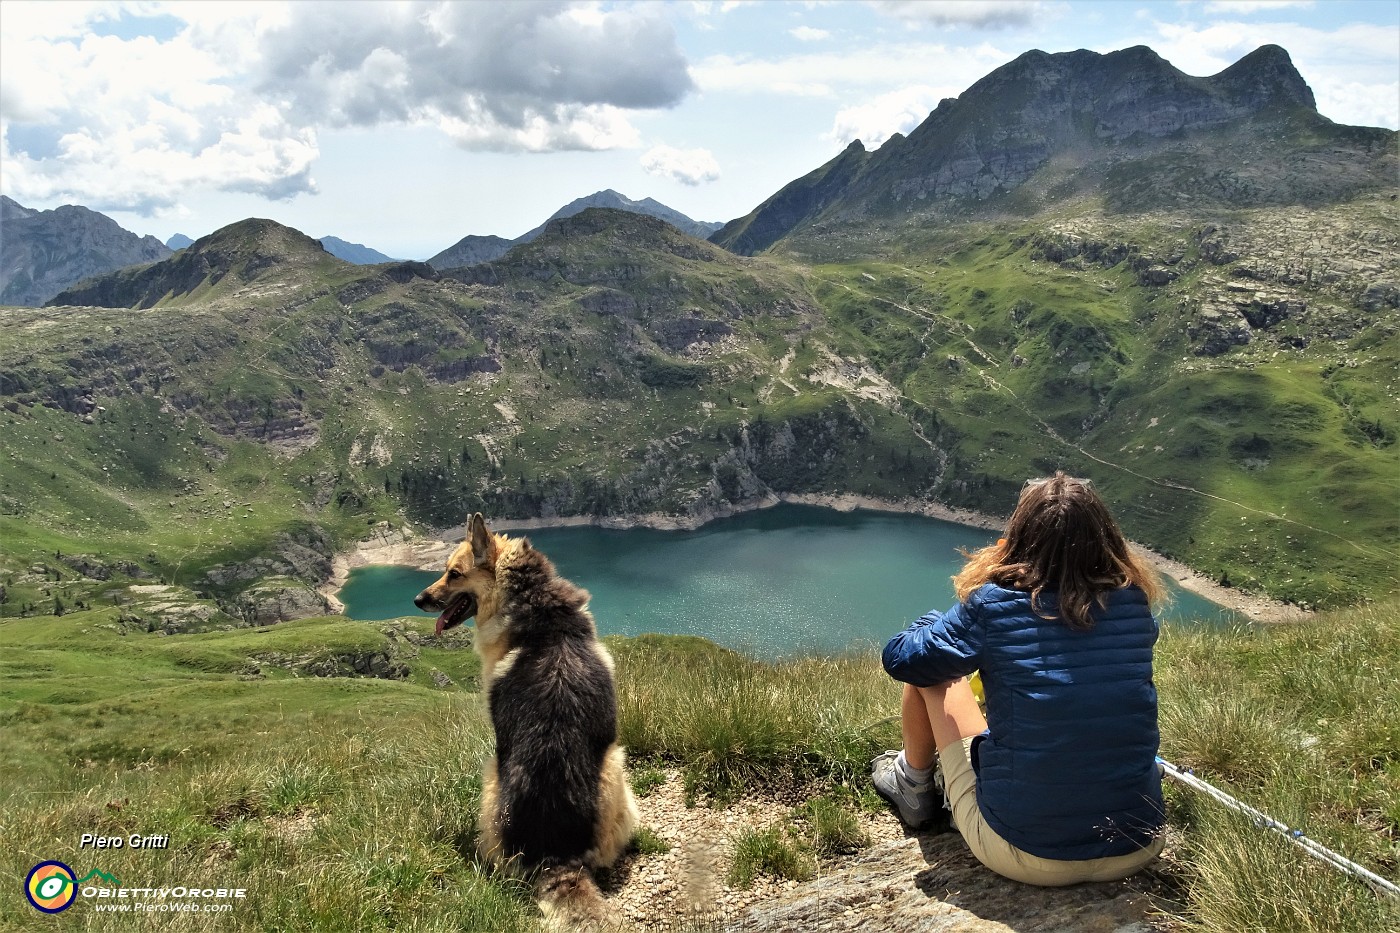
[[25, 861, 77, 913]]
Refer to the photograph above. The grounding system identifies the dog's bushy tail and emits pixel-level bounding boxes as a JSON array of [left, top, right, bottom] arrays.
[[536, 863, 619, 932]]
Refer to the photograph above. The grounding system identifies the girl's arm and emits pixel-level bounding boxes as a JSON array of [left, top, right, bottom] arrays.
[[882, 595, 985, 687]]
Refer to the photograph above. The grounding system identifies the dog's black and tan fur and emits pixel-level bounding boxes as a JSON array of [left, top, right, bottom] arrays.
[[415, 513, 638, 926]]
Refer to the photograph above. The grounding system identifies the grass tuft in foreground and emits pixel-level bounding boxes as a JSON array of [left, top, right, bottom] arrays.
[[610, 634, 901, 803], [1156, 600, 1400, 933], [727, 825, 815, 889]]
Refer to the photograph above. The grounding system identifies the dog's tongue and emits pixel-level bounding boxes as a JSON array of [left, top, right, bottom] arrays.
[[434, 593, 475, 635]]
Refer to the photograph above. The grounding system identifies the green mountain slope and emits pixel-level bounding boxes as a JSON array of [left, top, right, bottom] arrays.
[[47, 218, 347, 309], [794, 195, 1397, 607], [2, 198, 1394, 618]]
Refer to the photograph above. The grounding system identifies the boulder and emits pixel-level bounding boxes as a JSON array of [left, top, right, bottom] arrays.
[[234, 577, 328, 625]]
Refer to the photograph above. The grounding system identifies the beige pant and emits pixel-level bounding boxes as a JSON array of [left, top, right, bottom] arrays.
[[938, 736, 1164, 886]]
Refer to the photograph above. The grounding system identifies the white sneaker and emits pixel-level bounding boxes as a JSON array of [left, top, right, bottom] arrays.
[[871, 750, 939, 829]]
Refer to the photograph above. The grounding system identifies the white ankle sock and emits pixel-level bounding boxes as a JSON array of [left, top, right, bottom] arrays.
[[896, 750, 934, 786]]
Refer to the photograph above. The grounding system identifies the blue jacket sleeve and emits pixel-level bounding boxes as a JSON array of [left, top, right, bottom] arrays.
[[882, 592, 985, 687]]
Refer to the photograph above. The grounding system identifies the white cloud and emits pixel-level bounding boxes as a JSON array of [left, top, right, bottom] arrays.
[[687, 1, 749, 14], [826, 85, 948, 147], [1138, 19, 1400, 128], [1, 107, 318, 214], [1200, 1, 1315, 13], [641, 145, 721, 186], [0, 3, 312, 212], [791, 26, 831, 41], [692, 43, 1012, 98], [867, 0, 1044, 28], [257, 3, 692, 129], [441, 104, 642, 153], [1305, 77, 1399, 131], [0, 1, 695, 213]]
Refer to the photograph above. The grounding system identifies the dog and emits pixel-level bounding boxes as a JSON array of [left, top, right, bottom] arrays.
[[414, 513, 639, 926]]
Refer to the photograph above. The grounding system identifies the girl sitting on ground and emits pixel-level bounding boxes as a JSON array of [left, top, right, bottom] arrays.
[[874, 472, 1166, 886]]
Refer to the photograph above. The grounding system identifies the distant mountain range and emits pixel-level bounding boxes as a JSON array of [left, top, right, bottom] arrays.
[[1, 190, 718, 304], [427, 189, 722, 270], [318, 236, 399, 265], [0, 196, 172, 306]]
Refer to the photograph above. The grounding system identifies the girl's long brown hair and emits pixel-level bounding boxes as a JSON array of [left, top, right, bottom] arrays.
[[953, 473, 1164, 629]]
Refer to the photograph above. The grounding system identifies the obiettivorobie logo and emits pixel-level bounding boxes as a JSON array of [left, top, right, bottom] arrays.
[[25, 862, 118, 914], [25, 862, 246, 915]]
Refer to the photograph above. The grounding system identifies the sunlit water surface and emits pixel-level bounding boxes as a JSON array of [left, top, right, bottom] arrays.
[[339, 504, 1235, 660]]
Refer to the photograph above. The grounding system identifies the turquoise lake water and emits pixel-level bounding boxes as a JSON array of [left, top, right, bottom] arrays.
[[338, 504, 1236, 659]]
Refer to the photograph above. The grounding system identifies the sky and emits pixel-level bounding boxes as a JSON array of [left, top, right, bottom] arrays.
[[1, 0, 1396, 261]]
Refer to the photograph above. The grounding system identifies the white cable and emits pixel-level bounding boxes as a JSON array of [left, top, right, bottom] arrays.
[[1157, 756, 1400, 901]]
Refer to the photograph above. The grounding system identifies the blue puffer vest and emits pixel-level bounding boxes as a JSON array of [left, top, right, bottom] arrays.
[[883, 582, 1165, 860]]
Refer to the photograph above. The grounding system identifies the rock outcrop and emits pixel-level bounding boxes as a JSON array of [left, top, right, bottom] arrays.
[[233, 576, 331, 625], [741, 834, 1163, 932]]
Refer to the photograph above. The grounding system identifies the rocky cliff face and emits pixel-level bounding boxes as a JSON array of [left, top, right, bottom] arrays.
[[711, 141, 872, 256], [713, 44, 1395, 255], [1, 196, 172, 306]]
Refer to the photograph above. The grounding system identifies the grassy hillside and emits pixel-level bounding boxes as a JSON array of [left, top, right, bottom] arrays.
[[789, 197, 1398, 607], [2, 199, 1396, 623], [2, 602, 1396, 931]]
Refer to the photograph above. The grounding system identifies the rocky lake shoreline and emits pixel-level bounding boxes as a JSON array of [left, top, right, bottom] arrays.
[[322, 493, 1310, 625]]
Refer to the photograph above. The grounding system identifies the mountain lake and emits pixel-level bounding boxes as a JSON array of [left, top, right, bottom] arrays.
[[338, 503, 1237, 660]]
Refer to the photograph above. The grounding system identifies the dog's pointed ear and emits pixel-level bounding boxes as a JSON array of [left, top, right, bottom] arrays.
[[469, 513, 494, 567]]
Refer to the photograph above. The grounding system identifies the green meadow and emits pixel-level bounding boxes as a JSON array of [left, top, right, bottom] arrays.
[[2, 600, 1396, 931]]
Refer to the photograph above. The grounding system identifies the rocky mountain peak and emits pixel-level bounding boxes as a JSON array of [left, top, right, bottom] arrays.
[[539, 205, 705, 247], [713, 44, 1389, 255], [195, 217, 326, 256], [47, 217, 340, 309], [1214, 43, 1316, 111], [1, 197, 172, 306], [1, 195, 38, 222], [516, 189, 724, 245], [429, 189, 724, 271], [318, 235, 398, 265], [460, 207, 727, 282]]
